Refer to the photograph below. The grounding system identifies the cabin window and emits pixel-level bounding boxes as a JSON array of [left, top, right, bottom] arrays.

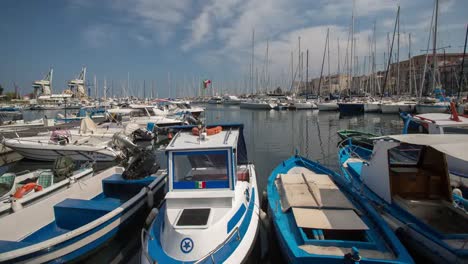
[[172, 150, 230, 189], [443, 126, 468, 134], [389, 144, 423, 166]]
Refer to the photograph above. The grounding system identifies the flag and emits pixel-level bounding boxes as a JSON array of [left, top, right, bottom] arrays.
[[196, 181, 206, 189], [203, 79, 211, 89]]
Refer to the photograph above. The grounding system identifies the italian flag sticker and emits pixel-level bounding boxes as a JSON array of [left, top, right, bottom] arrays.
[[196, 181, 206, 189]]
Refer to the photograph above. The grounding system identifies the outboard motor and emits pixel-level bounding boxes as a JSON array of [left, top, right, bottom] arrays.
[[184, 113, 198, 125], [122, 148, 160, 180], [112, 132, 139, 156], [112, 132, 160, 179]]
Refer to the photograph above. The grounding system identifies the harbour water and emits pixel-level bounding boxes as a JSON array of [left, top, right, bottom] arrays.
[[3, 106, 405, 263]]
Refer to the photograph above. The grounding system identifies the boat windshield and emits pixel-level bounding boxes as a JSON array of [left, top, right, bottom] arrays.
[[443, 126, 468, 135], [389, 144, 423, 166], [172, 150, 230, 190]]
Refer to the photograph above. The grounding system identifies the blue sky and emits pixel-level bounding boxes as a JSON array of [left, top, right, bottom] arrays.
[[0, 0, 466, 97]]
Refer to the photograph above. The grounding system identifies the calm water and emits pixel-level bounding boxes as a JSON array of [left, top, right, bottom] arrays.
[[2, 106, 405, 263], [204, 105, 403, 192]]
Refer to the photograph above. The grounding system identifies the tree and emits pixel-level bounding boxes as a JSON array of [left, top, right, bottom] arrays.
[[0, 84, 3, 95]]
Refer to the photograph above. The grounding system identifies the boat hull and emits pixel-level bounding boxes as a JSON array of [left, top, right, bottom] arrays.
[[317, 102, 338, 111], [415, 104, 449, 114], [267, 156, 413, 264], [0, 168, 167, 263], [240, 102, 274, 109], [3, 141, 118, 162], [363, 103, 381, 113], [338, 103, 364, 114], [142, 165, 259, 264], [381, 104, 414, 114]]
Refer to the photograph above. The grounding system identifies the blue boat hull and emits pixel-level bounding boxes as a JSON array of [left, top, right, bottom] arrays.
[[338, 103, 364, 115], [267, 155, 413, 264]]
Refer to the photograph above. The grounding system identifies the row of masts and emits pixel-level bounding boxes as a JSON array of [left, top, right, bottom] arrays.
[[243, 0, 466, 98]]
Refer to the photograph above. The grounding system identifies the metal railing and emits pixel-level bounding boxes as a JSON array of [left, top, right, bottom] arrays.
[[194, 226, 241, 264]]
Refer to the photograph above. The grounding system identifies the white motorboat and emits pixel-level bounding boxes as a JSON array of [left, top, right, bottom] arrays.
[[316, 101, 339, 111], [208, 96, 223, 104], [223, 95, 242, 105], [240, 99, 275, 109], [416, 101, 450, 114], [381, 101, 416, 114], [289, 100, 317, 110], [0, 160, 94, 217], [2, 131, 121, 162], [141, 124, 259, 263]]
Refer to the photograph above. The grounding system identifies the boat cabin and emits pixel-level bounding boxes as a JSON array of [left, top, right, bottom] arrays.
[[360, 135, 468, 234], [164, 124, 249, 220]]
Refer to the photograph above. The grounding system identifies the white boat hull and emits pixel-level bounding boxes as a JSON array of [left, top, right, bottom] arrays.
[[363, 103, 381, 112], [240, 102, 274, 109], [291, 102, 317, 110], [381, 103, 415, 114], [317, 102, 338, 111], [3, 138, 119, 162], [416, 104, 449, 114]]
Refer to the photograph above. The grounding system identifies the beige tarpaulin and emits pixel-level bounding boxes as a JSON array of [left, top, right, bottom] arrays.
[[79, 117, 97, 134]]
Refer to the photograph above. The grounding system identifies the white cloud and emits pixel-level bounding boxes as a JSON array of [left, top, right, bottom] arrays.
[[82, 24, 117, 48]]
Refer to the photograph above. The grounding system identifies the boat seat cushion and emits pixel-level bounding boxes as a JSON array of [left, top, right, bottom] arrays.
[[54, 198, 121, 230], [0, 240, 34, 253], [102, 174, 155, 200]]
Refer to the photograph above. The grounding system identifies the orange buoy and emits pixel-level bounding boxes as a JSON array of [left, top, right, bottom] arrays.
[[13, 183, 43, 199], [192, 126, 222, 136]]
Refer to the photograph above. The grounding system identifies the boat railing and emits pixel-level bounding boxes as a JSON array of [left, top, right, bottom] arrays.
[[337, 138, 370, 162], [194, 226, 241, 264], [141, 228, 153, 263]]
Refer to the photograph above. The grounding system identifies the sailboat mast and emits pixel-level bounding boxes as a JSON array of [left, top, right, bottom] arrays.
[[327, 31, 331, 95], [318, 28, 329, 97], [408, 33, 412, 95], [397, 7, 400, 95], [458, 24, 468, 99], [432, 0, 439, 90], [251, 29, 255, 95], [306, 49, 309, 94], [298, 36, 301, 94], [350, 0, 355, 93]]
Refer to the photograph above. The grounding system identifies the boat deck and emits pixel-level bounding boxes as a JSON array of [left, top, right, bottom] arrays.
[[0, 173, 156, 254]]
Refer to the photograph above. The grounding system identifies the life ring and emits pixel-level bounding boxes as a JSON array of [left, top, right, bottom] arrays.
[[13, 183, 43, 199], [192, 126, 222, 136]]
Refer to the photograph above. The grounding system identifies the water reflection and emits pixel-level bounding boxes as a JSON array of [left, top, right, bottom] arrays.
[[203, 106, 403, 192]]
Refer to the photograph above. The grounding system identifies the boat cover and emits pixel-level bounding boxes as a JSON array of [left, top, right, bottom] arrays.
[[79, 117, 97, 134], [385, 134, 468, 162]]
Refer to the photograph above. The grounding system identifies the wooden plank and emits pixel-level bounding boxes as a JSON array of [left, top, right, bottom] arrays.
[[292, 208, 369, 230]]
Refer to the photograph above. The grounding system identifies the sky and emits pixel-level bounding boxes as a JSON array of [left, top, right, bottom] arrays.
[[0, 0, 466, 98]]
